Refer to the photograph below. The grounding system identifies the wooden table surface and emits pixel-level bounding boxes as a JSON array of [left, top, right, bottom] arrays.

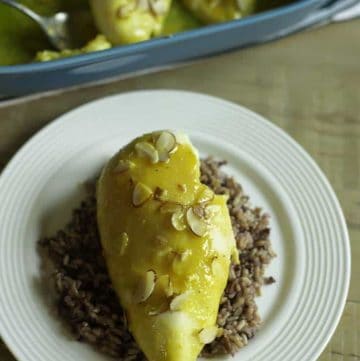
[[0, 19, 359, 361]]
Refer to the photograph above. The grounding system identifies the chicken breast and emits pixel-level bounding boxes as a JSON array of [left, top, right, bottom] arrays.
[[97, 131, 238, 361], [90, 0, 172, 44]]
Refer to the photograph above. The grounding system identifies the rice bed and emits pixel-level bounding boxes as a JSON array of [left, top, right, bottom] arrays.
[[39, 158, 276, 360]]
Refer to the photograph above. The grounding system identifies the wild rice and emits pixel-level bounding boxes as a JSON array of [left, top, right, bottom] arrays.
[[38, 157, 275, 359]]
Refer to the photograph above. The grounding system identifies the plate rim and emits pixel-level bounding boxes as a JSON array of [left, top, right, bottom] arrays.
[[0, 90, 351, 361]]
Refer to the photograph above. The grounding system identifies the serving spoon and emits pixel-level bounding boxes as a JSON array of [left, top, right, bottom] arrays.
[[0, 0, 75, 50]]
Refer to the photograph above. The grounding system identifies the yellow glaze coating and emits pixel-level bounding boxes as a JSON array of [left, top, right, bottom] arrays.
[[90, 0, 172, 45], [97, 131, 237, 361], [35, 35, 111, 62], [181, 0, 256, 23]]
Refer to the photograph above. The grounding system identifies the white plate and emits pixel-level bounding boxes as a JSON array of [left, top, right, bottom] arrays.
[[0, 91, 350, 361]]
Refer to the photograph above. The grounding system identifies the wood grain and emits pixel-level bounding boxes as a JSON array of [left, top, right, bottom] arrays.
[[0, 19, 359, 361]]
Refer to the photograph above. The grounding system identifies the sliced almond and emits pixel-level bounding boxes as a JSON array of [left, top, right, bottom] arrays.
[[119, 232, 129, 255], [197, 187, 215, 203], [171, 211, 187, 231], [169, 291, 191, 311], [160, 202, 182, 214], [199, 326, 218, 344], [186, 207, 208, 237], [155, 131, 177, 162], [133, 270, 156, 303], [151, 131, 162, 144], [204, 204, 221, 219], [132, 182, 153, 207], [193, 204, 206, 218], [135, 141, 159, 164], [173, 132, 188, 145], [114, 160, 133, 174], [155, 131, 177, 152]]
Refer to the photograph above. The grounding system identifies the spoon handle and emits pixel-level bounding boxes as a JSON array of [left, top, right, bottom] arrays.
[[0, 0, 43, 24]]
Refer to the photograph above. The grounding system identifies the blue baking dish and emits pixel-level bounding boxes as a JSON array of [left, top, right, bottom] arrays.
[[0, 0, 348, 97]]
